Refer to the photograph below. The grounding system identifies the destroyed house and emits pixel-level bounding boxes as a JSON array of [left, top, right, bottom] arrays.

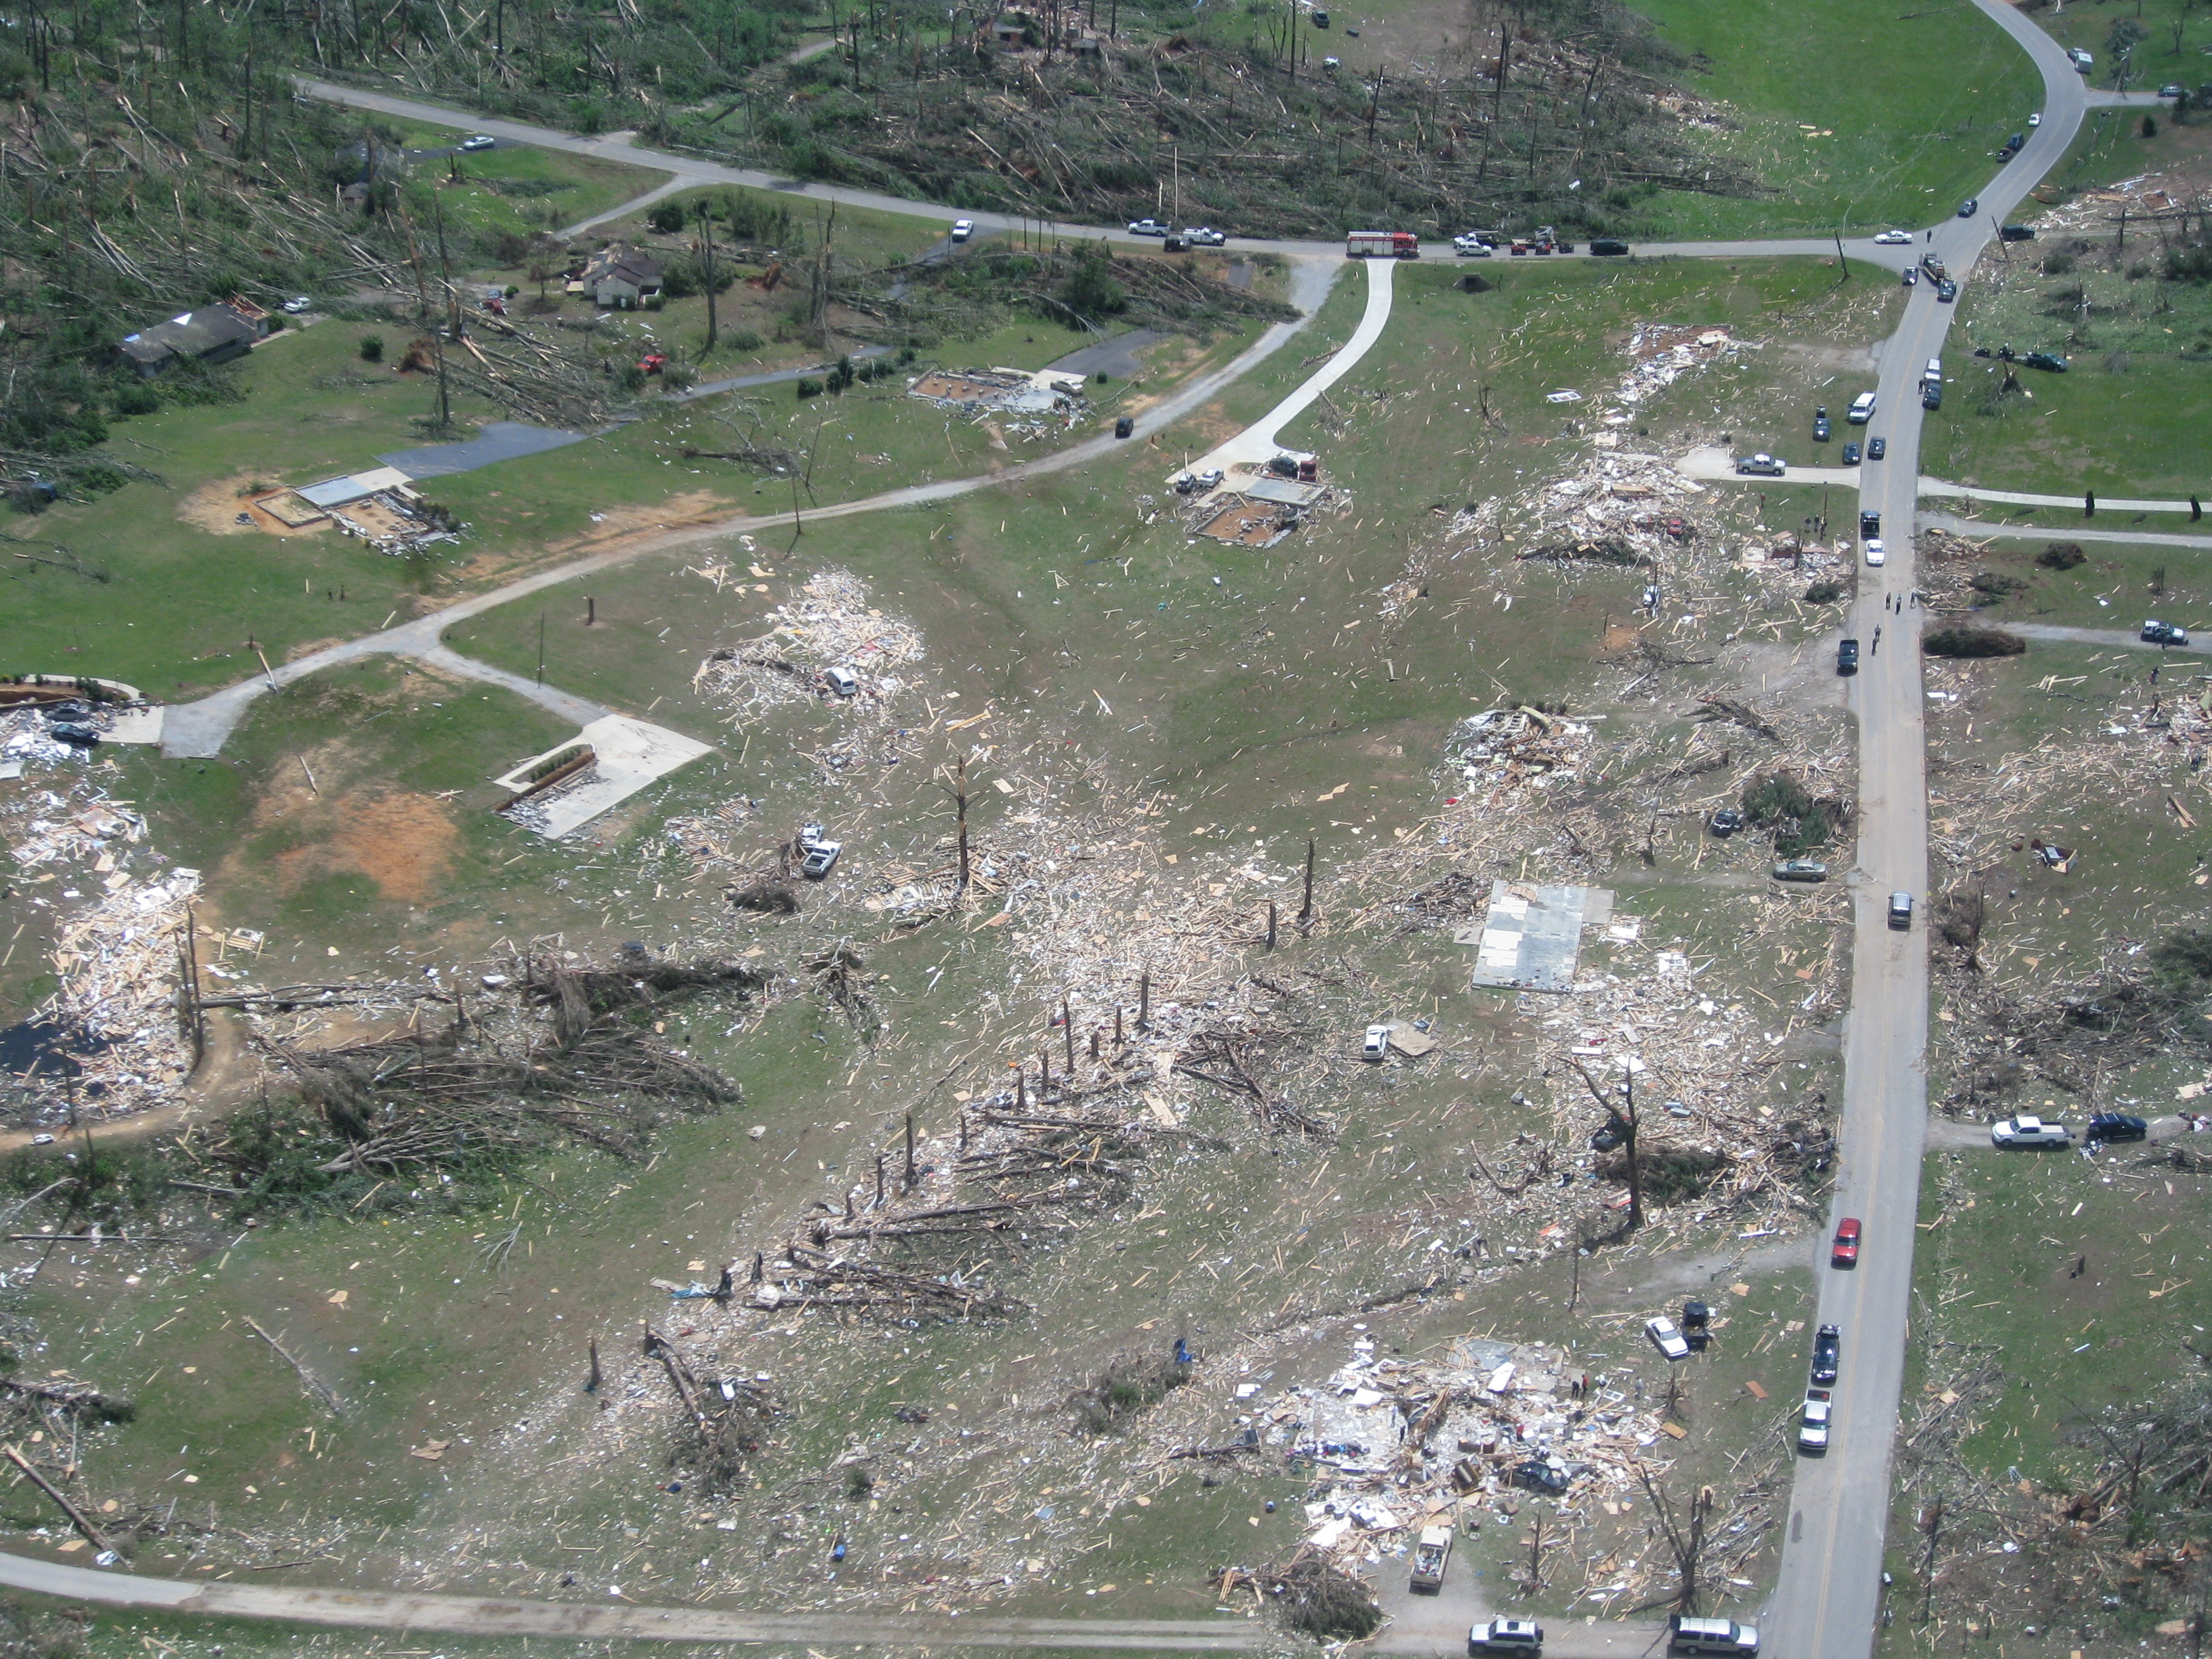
[[581, 247, 663, 308], [117, 298, 266, 377], [989, 11, 1034, 46]]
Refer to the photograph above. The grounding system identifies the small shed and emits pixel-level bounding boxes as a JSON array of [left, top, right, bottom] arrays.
[[990, 11, 1033, 47], [295, 466, 415, 512]]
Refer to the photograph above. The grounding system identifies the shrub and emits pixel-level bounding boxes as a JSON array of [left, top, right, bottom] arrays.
[[2036, 541, 2086, 569], [1923, 623, 2026, 657], [359, 333, 385, 363], [726, 327, 765, 352], [796, 377, 823, 399], [1743, 771, 1837, 857], [1061, 241, 1126, 319], [2043, 250, 2076, 276], [1968, 570, 2028, 599], [2152, 928, 2212, 991], [2142, 114, 2159, 139], [110, 381, 160, 417], [647, 199, 688, 234], [614, 361, 647, 393], [1803, 579, 1844, 604], [1069, 1348, 1191, 1434]]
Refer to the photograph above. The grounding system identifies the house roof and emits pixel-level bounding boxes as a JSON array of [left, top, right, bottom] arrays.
[[583, 246, 661, 287], [295, 466, 413, 510], [118, 302, 258, 367]]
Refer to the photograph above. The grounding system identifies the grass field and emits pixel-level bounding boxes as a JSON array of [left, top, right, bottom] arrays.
[[367, 119, 671, 239], [2020, 0, 2212, 91], [1622, 0, 2043, 239], [0, 253, 1893, 1637]]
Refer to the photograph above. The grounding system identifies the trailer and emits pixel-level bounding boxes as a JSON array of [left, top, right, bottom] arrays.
[[1347, 230, 1420, 259]]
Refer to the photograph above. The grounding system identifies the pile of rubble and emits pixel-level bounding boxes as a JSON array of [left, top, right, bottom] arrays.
[[47, 868, 200, 1118], [1444, 708, 1595, 804], [694, 569, 925, 717]]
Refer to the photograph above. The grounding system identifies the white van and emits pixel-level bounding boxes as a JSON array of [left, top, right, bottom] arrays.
[[1924, 357, 1942, 382], [1847, 392, 1876, 424]]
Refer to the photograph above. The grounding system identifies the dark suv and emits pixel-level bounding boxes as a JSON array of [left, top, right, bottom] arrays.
[[2087, 1112, 2148, 1143], [1860, 510, 1881, 537], [1810, 1324, 1841, 1387], [1837, 638, 1860, 676]]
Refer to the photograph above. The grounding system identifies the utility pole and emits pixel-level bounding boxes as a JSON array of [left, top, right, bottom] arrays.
[[1298, 838, 1316, 928]]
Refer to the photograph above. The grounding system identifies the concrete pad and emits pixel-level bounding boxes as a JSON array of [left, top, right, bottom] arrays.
[[1675, 445, 1860, 487], [102, 708, 165, 745], [507, 715, 713, 840]]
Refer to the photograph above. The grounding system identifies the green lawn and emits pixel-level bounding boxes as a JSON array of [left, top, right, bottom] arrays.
[[1922, 353, 2212, 500], [365, 117, 670, 239], [1624, 0, 2044, 239], [2019, 0, 2212, 91]]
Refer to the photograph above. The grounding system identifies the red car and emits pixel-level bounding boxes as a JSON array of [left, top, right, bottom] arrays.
[[1831, 1218, 1862, 1268]]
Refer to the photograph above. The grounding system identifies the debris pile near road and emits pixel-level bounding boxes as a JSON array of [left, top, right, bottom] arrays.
[[1444, 708, 1595, 802], [48, 868, 201, 1120], [694, 569, 924, 716]]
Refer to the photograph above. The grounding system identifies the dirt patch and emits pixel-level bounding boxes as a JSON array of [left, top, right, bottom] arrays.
[[281, 636, 349, 664], [273, 789, 459, 904], [178, 472, 333, 539], [567, 490, 740, 546]]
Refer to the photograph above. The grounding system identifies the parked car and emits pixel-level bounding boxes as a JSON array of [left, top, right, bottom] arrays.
[[1645, 1316, 1691, 1361], [46, 722, 100, 748], [1734, 453, 1785, 476], [1174, 468, 1225, 494], [1812, 408, 1831, 441], [2142, 619, 2189, 646], [1708, 807, 1744, 836], [1922, 381, 1942, 410], [1864, 539, 1885, 567], [1810, 1324, 1841, 1387], [1958, 197, 1979, 217], [1842, 441, 1861, 466], [2001, 224, 2037, 242], [823, 664, 859, 697], [1774, 859, 1829, 882], [2087, 1111, 2150, 1143], [1889, 891, 1914, 929], [2163, 83, 2186, 98], [2029, 112, 2042, 125], [1874, 229, 1914, 245], [1831, 1216, 1862, 1267], [1937, 279, 1958, 302], [28, 1134, 54, 1147], [1848, 390, 1877, 424], [1837, 637, 1860, 674], [800, 840, 842, 878], [1113, 415, 1134, 438], [1512, 1458, 1570, 1493], [281, 295, 314, 314], [1361, 1024, 1391, 1061], [1868, 436, 1887, 460], [1589, 238, 1630, 255], [1186, 226, 1227, 245], [950, 219, 975, 242], [1992, 1113, 2072, 1148], [1470, 1620, 1544, 1655], [1591, 1115, 1629, 1153], [2005, 132, 2025, 152], [1670, 1617, 1759, 1657], [1902, 265, 1919, 287], [2022, 351, 2067, 372], [1127, 218, 1170, 236], [459, 134, 496, 150], [1453, 234, 1494, 257], [1861, 509, 1881, 537], [1799, 1390, 1832, 1454]]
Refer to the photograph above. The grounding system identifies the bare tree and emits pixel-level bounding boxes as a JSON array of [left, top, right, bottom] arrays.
[[1636, 1463, 1715, 1614], [1568, 1054, 1643, 1229]]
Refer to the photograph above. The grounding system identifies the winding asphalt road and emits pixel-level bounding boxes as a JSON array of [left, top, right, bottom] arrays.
[[1759, 11, 2158, 1659]]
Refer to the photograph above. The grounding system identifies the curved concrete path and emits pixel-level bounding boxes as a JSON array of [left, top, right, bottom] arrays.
[[1179, 255, 1393, 478]]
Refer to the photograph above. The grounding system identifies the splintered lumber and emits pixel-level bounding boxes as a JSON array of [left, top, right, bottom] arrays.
[[243, 1317, 342, 1415], [3, 1443, 117, 1556]]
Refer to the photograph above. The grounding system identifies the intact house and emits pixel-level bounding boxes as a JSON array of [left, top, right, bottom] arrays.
[[579, 245, 663, 308], [117, 297, 269, 377]]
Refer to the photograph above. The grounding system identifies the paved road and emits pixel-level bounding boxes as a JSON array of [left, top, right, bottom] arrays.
[[0, 1549, 1264, 1651], [295, 77, 1911, 270], [1763, 8, 2096, 1659], [1919, 512, 2212, 550]]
